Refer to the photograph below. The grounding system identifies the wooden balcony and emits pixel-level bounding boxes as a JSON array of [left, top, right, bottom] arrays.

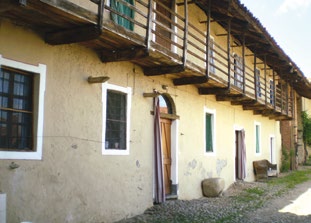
[[1, 0, 310, 120]]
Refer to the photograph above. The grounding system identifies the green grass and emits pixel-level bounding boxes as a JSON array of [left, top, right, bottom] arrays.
[[268, 169, 311, 189], [215, 215, 236, 223], [245, 187, 265, 196]]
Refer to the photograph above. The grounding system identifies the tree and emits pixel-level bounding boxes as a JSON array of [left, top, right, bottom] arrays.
[[301, 111, 311, 162]]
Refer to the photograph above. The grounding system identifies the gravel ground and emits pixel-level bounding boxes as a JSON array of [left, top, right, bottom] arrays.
[[116, 168, 311, 223]]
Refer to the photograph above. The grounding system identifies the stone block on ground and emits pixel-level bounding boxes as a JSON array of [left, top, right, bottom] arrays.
[[202, 178, 225, 197]]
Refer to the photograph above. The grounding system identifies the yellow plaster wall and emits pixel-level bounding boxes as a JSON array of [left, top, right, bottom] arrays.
[[174, 85, 281, 199], [0, 20, 154, 223], [0, 20, 282, 223]]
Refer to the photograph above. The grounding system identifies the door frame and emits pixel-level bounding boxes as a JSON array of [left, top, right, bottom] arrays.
[[234, 125, 244, 181], [153, 94, 179, 199], [170, 119, 178, 196], [269, 135, 276, 164]]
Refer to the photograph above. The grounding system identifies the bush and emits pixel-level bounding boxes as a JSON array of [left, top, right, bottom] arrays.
[[280, 147, 290, 172]]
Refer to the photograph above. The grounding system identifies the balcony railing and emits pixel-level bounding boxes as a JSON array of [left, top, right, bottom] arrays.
[[0, 0, 294, 119], [96, 0, 294, 119]]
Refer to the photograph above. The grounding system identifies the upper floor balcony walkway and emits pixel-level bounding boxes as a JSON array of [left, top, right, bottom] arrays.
[[2, 0, 311, 119]]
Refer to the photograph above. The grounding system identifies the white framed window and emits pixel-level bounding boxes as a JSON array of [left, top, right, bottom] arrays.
[[233, 53, 243, 89], [255, 122, 261, 155], [204, 35, 215, 75], [208, 36, 215, 74], [269, 79, 275, 105], [102, 83, 131, 155], [0, 55, 46, 160], [204, 107, 216, 155]]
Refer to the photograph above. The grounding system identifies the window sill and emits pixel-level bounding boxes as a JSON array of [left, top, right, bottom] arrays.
[[0, 150, 42, 160]]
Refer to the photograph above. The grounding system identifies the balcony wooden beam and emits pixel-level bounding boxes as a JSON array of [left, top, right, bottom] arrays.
[[173, 76, 208, 86], [243, 104, 266, 111], [272, 116, 292, 121], [230, 99, 256, 105], [45, 25, 101, 45], [144, 65, 185, 76], [101, 47, 148, 62], [216, 94, 246, 102], [0, 0, 19, 12], [199, 87, 230, 95], [41, 0, 97, 22]]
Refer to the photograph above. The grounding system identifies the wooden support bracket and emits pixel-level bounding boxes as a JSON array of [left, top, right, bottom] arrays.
[[45, 25, 101, 45], [173, 76, 208, 86], [143, 92, 160, 97], [88, 76, 110, 84], [144, 65, 184, 76], [101, 47, 148, 62], [199, 87, 230, 95]]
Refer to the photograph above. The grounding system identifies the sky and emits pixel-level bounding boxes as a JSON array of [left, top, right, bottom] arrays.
[[239, 0, 311, 77]]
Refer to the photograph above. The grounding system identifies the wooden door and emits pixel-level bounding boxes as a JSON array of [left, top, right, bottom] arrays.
[[160, 118, 172, 195], [155, 0, 172, 50], [235, 131, 239, 179], [235, 130, 246, 180]]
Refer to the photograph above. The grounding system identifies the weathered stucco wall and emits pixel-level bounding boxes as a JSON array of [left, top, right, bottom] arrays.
[[0, 20, 154, 223], [0, 20, 282, 223]]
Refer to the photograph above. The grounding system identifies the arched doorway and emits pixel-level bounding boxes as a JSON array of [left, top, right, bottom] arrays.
[[158, 94, 178, 198]]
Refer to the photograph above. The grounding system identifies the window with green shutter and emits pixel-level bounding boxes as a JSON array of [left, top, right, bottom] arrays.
[[110, 0, 134, 30], [255, 124, 260, 153], [205, 113, 213, 152]]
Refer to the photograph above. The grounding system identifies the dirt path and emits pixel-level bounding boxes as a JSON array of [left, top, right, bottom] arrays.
[[243, 178, 311, 223], [117, 168, 311, 223]]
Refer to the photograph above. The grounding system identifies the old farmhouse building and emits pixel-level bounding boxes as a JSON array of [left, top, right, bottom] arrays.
[[1, 0, 311, 222]]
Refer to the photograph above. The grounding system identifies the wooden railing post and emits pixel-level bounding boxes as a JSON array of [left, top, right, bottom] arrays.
[[227, 18, 231, 89], [291, 88, 294, 117], [286, 82, 289, 115], [182, 0, 188, 67], [254, 53, 257, 101], [97, 0, 105, 30], [146, 0, 153, 50], [280, 82, 284, 113], [264, 55, 267, 106], [206, 0, 211, 78], [273, 69, 276, 110], [242, 34, 245, 94]]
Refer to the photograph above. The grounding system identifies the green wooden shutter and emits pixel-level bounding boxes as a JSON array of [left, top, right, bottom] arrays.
[[206, 114, 213, 152], [111, 0, 134, 30], [256, 125, 260, 153]]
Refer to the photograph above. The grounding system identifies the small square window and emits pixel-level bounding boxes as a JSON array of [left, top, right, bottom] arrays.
[[102, 83, 131, 155], [204, 108, 216, 154], [0, 68, 33, 150], [0, 55, 46, 160], [234, 54, 243, 89], [106, 90, 127, 150]]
